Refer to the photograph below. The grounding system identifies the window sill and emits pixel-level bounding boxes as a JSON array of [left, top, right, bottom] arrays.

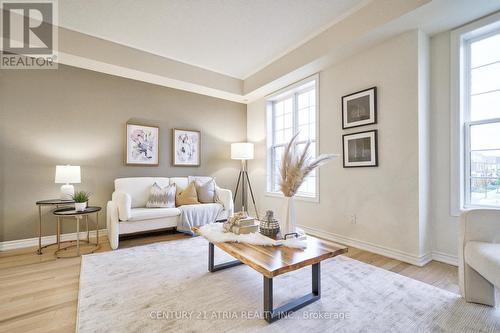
[[265, 192, 319, 203], [463, 204, 500, 211]]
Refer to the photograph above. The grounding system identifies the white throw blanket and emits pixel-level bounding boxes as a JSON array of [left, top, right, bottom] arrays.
[[177, 203, 223, 235], [198, 223, 307, 249]]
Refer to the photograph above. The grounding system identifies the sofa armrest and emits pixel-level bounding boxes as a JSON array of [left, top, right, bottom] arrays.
[[106, 200, 120, 250], [461, 209, 500, 244], [458, 210, 469, 297], [111, 191, 132, 221], [459, 209, 500, 297], [216, 187, 233, 217]]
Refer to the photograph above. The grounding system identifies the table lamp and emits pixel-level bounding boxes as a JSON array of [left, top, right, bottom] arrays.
[[55, 165, 81, 199], [231, 143, 259, 219]]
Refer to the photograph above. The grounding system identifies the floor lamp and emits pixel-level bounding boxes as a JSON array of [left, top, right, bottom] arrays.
[[231, 142, 259, 219]]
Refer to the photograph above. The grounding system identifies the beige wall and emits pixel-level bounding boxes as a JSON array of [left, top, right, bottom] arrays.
[[0, 65, 246, 242], [247, 31, 431, 264]]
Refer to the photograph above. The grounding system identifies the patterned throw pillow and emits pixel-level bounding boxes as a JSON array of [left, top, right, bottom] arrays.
[[193, 178, 217, 203], [175, 181, 200, 207], [146, 183, 176, 208]]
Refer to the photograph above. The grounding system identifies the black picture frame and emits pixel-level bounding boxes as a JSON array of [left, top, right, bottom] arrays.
[[342, 130, 378, 168], [342, 87, 377, 129]]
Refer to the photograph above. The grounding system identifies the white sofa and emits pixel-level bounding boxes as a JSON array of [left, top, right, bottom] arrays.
[[106, 177, 233, 250], [459, 209, 500, 307]]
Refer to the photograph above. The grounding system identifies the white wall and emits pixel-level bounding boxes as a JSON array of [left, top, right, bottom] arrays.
[[428, 31, 460, 264], [418, 31, 432, 258], [247, 30, 432, 266]]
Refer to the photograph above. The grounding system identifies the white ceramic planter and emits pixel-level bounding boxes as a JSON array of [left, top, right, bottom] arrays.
[[75, 202, 87, 212], [280, 196, 296, 236]]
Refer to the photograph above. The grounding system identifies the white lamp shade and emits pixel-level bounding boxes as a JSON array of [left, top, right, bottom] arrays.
[[231, 143, 254, 160], [55, 165, 81, 184]]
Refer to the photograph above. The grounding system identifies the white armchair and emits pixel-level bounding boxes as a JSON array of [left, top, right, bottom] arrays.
[[459, 209, 500, 307], [106, 177, 233, 250]]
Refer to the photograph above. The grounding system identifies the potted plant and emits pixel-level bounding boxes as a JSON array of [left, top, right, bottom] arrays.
[[72, 191, 90, 211]]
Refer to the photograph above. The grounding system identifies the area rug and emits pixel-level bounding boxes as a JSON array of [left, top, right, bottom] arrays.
[[77, 237, 500, 332]]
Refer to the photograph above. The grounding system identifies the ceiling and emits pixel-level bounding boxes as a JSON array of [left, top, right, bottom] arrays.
[[58, 0, 367, 79]]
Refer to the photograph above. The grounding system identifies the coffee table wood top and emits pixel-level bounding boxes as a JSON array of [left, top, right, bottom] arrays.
[[193, 227, 347, 278]]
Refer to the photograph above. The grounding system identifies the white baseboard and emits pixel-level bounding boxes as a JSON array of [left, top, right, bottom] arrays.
[[299, 225, 433, 267], [2, 225, 459, 266], [431, 251, 458, 266], [0, 229, 108, 252]]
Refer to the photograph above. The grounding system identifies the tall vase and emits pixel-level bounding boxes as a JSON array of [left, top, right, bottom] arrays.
[[280, 196, 296, 236]]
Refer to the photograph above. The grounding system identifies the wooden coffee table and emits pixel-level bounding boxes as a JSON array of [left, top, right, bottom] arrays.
[[192, 227, 347, 323]]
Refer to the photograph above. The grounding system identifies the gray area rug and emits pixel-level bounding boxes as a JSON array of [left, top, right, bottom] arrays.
[[77, 237, 500, 332]]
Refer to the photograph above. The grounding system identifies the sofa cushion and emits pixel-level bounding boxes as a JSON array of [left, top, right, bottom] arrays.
[[465, 241, 500, 288], [146, 183, 176, 208], [115, 177, 169, 208], [176, 181, 200, 206], [188, 176, 214, 185], [191, 177, 216, 203], [128, 207, 181, 221], [170, 177, 189, 191]]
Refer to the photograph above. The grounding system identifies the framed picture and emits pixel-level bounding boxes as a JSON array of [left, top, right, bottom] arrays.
[[172, 129, 201, 166], [342, 130, 378, 168], [342, 87, 377, 129], [125, 123, 159, 166]]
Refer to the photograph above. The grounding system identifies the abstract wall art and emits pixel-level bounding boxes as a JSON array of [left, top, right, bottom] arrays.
[[172, 128, 201, 166], [125, 123, 159, 166]]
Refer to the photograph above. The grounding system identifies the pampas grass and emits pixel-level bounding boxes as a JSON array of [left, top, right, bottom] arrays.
[[279, 132, 336, 197]]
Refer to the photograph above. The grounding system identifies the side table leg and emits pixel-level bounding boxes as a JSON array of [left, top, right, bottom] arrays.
[[86, 215, 90, 242], [37, 205, 42, 255], [76, 217, 80, 256], [96, 212, 99, 245], [57, 217, 61, 250]]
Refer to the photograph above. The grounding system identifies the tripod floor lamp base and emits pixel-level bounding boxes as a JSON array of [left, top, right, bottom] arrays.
[[233, 164, 259, 220], [231, 142, 259, 219]]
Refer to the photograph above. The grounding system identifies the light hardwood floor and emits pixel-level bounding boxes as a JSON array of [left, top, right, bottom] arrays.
[[0, 232, 458, 333]]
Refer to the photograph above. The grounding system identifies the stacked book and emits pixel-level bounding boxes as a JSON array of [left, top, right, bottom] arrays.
[[231, 216, 258, 234]]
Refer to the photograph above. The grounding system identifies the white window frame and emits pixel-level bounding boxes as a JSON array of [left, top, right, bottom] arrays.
[[265, 74, 320, 202], [451, 12, 500, 215]]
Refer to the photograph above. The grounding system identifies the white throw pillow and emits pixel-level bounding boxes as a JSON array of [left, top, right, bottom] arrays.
[[189, 177, 217, 203], [146, 183, 176, 208]]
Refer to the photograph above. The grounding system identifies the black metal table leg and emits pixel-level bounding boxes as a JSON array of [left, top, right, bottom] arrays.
[[263, 262, 321, 323], [208, 242, 243, 272], [312, 261, 321, 297]]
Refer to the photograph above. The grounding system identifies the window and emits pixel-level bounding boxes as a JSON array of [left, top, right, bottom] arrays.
[[464, 30, 500, 208], [266, 76, 319, 199]]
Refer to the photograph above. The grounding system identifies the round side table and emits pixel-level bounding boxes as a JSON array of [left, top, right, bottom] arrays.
[[53, 206, 101, 258], [35, 199, 74, 254]]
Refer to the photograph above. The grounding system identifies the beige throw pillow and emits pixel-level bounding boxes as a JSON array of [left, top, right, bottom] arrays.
[[146, 183, 176, 208], [175, 181, 200, 207]]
